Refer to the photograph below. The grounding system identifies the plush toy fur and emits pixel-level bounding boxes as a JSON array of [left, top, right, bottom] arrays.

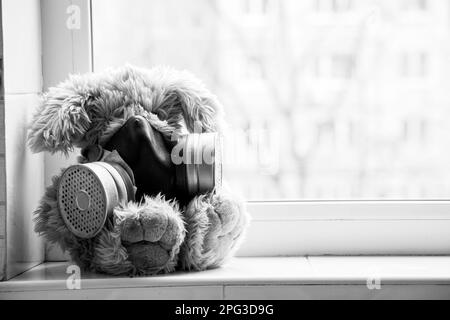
[[29, 65, 249, 275]]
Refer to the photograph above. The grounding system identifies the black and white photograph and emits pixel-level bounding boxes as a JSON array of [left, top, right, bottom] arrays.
[[0, 0, 450, 308]]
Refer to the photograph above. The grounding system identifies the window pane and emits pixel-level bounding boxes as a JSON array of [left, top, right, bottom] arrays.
[[92, 0, 450, 200]]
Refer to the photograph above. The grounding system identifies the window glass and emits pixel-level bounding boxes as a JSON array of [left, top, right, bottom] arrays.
[[92, 0, 450, 200]]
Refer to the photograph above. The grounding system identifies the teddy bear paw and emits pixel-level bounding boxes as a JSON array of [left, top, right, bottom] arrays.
[[114, 196, 185, 275]]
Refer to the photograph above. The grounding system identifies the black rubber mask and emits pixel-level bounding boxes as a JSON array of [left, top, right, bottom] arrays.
[[102, 115, 222, 205], [103, 116, 178, 202]]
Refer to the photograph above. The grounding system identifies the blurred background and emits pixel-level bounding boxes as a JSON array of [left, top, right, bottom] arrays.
[[92, 0, 450, 201]]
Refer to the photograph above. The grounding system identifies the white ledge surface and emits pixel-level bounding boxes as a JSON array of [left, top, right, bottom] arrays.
[[1, 257, 450, 299]]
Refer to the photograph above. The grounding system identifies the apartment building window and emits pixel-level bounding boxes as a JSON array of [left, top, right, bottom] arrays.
[[331, 54, 354, 78], [400, 52, 428, 78], [403, 0, 428, 11], [316, 120, 336, 146], [313, 54, 354, 79], [403, 119, 429, 143], [315, 0, 353, 13], [244, 0, 269, 16], [245, 56, 265, 79]]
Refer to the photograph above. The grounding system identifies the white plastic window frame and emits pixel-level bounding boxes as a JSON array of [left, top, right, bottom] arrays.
[[42, 0, 450, 258]]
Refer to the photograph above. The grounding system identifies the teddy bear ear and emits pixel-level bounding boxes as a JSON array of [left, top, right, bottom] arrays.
[[27, 81, 92, 155], [151, 68, 225, 134]]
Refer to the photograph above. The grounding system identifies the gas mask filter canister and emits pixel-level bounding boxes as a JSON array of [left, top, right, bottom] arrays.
[[57, 148, 135, 239], [173, 132, 223, 196]]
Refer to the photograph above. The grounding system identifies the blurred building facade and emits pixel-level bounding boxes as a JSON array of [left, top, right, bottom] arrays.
[[93, 0, 450, 200]]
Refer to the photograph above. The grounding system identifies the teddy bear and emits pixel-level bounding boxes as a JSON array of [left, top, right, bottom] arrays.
[[27, 65, 249, 276]]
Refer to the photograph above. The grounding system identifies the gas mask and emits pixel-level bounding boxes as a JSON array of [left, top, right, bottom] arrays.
[[57, 115, 222, 238]]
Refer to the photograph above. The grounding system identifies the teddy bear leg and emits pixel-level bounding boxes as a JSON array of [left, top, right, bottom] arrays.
[[179, 190, 250, 271], [114, 195, 186, 275]]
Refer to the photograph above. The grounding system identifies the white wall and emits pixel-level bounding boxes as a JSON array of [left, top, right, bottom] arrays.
[[0, 1, 5, 281], [40, 0, 92, 261], [2, 0, 45, 279]]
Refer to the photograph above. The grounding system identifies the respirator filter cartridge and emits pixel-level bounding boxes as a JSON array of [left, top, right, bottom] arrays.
[[175, 132, 223, 196], [57, 162, 134, 239]]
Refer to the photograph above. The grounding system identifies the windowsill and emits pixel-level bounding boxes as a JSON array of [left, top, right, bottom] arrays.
[[1, 256, 450, 299]]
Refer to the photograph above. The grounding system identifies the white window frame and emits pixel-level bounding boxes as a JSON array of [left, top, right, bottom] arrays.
[[42, 0, 450, 259], [242, 201, 450, 256]]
